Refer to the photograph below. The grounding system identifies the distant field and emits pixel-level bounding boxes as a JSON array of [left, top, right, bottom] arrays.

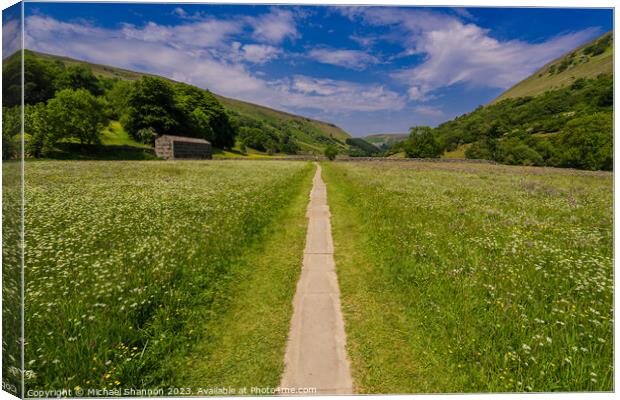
[[23, 160, 313, 391], [323, 161, 612, 393]]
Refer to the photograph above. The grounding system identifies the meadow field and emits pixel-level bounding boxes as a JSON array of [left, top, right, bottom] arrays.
[[12, 158, 614, 394], [22, 160, 313, 392], [322, 161, 613, 393]]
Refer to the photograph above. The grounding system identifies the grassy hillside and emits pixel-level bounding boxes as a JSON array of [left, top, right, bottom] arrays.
[[397, 32, 613, 171], [29, 50, 150, 81], [364, 133, 408, 149], [23, 50, 351, 155], [493, 32, 613, 103], [215, 94, 350, 154], [431, 73, 612, 170]]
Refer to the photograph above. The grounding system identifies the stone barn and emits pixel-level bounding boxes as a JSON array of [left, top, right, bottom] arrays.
[[155, 135, 212, 160]]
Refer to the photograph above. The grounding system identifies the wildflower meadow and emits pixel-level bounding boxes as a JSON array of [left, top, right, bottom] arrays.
[[22, 160, 312, 392], [323, 161, 613, 393]]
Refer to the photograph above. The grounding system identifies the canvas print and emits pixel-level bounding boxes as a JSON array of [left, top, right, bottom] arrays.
[[1, 2, 614, 397]]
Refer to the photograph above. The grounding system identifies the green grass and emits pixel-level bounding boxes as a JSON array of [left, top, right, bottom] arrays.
[[2, 160, 23, 397], [170, 164, 314, 389], [442, 143, 471, 159], [493, 33, 612, 103], [23, 160, 314, 391], [29, 121, 157, 161], [100, 122, 149, 148], [322, 161, 612, 393], [212, 147, 275, 159]]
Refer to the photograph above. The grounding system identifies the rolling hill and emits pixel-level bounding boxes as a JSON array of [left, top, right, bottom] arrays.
[[23, 50, 351, 154], [492, 31, 613, 103], [423, 31, 614, 170]]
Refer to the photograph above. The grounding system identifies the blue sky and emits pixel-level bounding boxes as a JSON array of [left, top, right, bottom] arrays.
[[18, 4, 613, 136]]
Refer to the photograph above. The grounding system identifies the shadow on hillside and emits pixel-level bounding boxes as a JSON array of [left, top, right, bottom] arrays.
[[41, 143, 158, 161]]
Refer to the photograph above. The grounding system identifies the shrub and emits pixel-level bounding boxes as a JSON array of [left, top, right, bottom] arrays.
[[404, 126, 442, 158], [557, 112, 612, 170], [136, 127, 156, 144], [324, 145, 338, 160]]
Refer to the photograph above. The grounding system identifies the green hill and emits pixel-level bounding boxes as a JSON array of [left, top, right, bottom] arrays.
[[19, 50, 351, 155], [430, 73, 613, 170], [214, 94, 350, 154], [493, 31, 613, 103], [398, 32, 614, 170], [363, 133, 408, 149]]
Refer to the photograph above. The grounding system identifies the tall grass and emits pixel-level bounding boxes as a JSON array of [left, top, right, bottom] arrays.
[[323, 161, 612, 393], [2, 160, 23, 397], [23, 160, 312, 391]]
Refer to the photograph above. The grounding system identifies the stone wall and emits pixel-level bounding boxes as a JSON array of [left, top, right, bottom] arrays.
[[154, 138, 173, 160]]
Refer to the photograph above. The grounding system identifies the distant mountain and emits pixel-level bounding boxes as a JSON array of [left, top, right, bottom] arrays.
[[363, 133, 409, 149], [25, 50, 351, 154], [493, 31, 612, 103]]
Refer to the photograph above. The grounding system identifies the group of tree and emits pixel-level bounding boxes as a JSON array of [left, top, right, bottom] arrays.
[[399, 73, 612, 171], [2, 51, 237, 158], [232, 123, 300, 155]]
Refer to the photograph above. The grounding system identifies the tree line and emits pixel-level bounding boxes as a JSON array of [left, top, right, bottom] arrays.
[[2, 51, 236, 159], [397, 73, 612, 171]]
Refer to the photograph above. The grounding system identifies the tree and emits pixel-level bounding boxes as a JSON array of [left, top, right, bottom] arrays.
[[238, 127, 273, 152], [54, 65, 102, 96], [24, 103, 49, 158], [2, 106, 20, 160], [122, 77, 180, 142], [556, 112, 612, 170], [44, 89, 108, 146], [404, 126, 442, 158], [173, 83, 236, 148], [324, 145, 338, 161], [105, 80, 134, 119], [3, 52, 60, 106]]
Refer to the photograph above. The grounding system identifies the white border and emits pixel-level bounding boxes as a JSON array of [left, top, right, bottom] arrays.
[[0, 1, 616, 400]]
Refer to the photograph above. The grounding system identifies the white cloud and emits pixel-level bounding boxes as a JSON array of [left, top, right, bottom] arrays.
[[248, 8, 299, 44], [231, 42, 281, 64], [3, 16, 21, 59], [284, 76, 406, 112], [308, 47, 379, 70], [349, 34, 376, 48], [451, 8, 476, 20], [172, 7, 187, 18], [120, 18, 243, 49], [340, 7, 599, 100], [23, 14, 401, 115]]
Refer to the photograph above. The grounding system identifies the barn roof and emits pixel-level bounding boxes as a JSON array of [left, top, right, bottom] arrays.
[[157, 135, 211, 144]]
